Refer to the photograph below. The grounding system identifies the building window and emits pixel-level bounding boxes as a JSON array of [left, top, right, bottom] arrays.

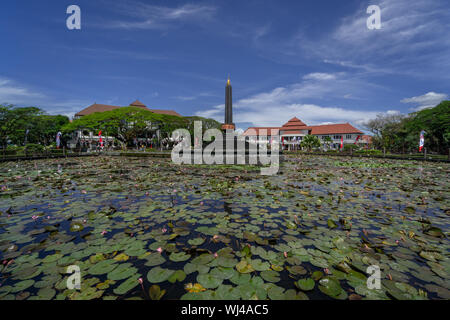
[[333, 135, 342, 140], [346, 134, 352, 139]]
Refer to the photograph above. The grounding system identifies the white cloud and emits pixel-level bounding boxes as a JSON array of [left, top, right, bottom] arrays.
[[401, 92, 447, 110], [196, 76, 392, 129], [266, 0, 450, 77], [106, 2, 217, 30], [0, 76, 91, 118], [303, 73, 337, 81], [0, 78, 44, 104]]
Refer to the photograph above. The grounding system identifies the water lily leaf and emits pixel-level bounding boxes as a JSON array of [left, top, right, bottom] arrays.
[[236, 260, 255, 274], [297, 278, 315, 291], [145, 254, 166, 266], [149, 285, 166, 300], [168, 270, 186, 283], [11, 280, 35, 293], [114, 253, 129, 262], [147, 267, 175, 283], [249, 259, 271, 271], [197, 274, 222, 289], [318, 278, 344, 298], [230, 273, 251, 286], [217, 256, 238, 268], [268, 285, 285, 300], [191, 254, 215, 265], [107, 264, 138, 281], [88, 260, 118, 275], [169, 252, 191, 262], [188, 238, 205, 246], [287, 265, 307, 275], [113, 277, 140, 295], [260, 270, 280, 283], [37, 287, 56, 299], [215, 284, 240, 300]]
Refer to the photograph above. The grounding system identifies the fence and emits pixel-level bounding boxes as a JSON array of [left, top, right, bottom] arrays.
[[284, 148, 450, 163]]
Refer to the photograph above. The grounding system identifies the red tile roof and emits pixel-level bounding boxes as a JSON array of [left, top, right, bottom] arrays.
[[149, 109, 181, 117], [307, 123, 363, 135], [361, 135, 373, 143], [281, 117, 307, 130], [75, 104, 119, 117], [75, 101, 181, 117], [244, 120, 363, 136], [130, 100, 147, 108], [243, 127, 280, 136]]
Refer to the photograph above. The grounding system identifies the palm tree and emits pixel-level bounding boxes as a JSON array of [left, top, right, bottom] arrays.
[[301, 135, 321, 151]]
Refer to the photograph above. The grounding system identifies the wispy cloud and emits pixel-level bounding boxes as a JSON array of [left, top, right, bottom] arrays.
[[196, 73, 395, 128], [303, 73, 338, 81], [175, 93, 216, 101], [401, 92, 448, 111], [0, 78, 44, 104], [104, 2, 217, 30], [258, 0, 450, 77], [0, 76, 90, 118]]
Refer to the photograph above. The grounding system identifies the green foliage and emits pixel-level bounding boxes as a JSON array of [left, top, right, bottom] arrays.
[[0, 104, 69, 149], [364, 101, 449, 154], [61, 107, 221, 148], [301, 135, 321, 151], [405, 101, 450, 154], [24, 144, 45, 154], [343, 144, 359, 152]]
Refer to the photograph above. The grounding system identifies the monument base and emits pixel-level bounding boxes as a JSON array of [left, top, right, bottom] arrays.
[[221, 124, 235, 131]]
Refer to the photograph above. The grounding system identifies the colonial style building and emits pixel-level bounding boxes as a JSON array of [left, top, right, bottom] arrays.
[[243, 117, 367, 150], [74, 100, 181, 119], [68, 100, 181, 150]]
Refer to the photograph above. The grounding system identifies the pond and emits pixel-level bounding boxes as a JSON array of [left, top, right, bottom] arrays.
[[0, 155, 449, 300]]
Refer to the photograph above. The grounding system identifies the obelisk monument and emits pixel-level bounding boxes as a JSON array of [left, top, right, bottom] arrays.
[[221, 76, 235, 131]]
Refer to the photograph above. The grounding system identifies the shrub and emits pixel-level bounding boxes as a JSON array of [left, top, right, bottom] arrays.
[[24, 143, 45, 155]]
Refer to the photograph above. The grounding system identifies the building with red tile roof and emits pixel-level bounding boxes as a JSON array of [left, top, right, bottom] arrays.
[[74, 100, 181, 119], [243, 117, 365, 150]]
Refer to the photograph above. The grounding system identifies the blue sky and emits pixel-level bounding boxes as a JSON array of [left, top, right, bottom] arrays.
[[1, 0, 449, 131]]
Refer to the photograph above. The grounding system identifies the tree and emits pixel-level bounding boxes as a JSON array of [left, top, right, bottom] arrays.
[[301, 135, 321, 151], [404, 101, 450, 154], [363, 101, 449, 154], [0, 104, 69, 149], [61, 107, 221, 149]]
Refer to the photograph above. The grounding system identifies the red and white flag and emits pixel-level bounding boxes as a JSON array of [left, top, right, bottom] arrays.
[[354, 135, 360, 145], [419, 130, 425, 152], [99, 130, 103, 148], [340, 136, 343, 150]]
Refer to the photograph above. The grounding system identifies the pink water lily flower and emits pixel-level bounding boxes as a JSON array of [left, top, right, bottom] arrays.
[[156, 247, 163, 253], [161, 228, 167, 233], [138, 278, 143, 285], [32, 215, 39, 220], [283, 252, 288, 258], [214, 253, 218, 258], [101, 230, 107, 236]]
